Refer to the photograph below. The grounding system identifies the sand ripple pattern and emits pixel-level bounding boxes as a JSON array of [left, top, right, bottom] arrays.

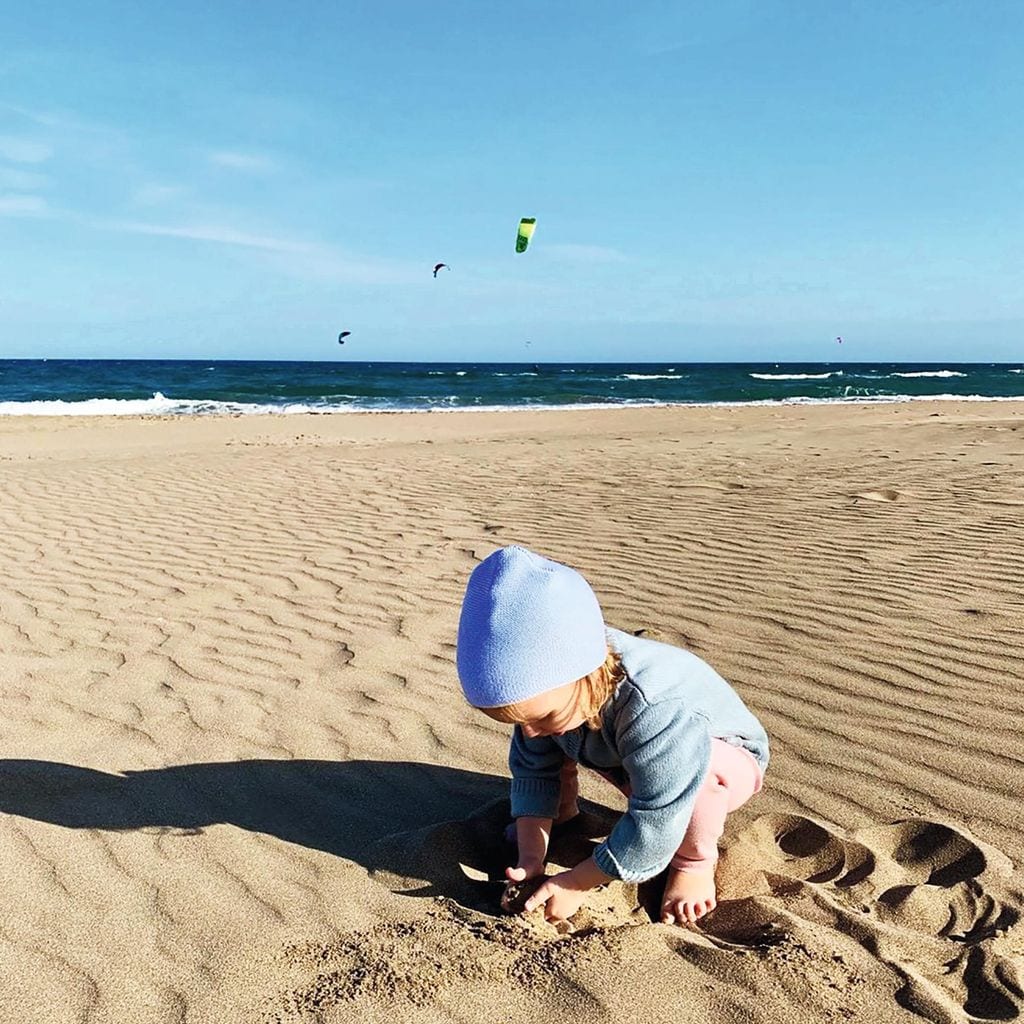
[[0, 404, 1022, 1022]]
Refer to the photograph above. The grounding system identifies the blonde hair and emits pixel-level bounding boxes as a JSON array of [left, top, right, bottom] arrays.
[[482, 648, 625, 730]]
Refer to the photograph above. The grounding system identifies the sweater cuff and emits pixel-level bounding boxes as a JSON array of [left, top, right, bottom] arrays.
[[510, 778, 561, 819], [593, 840, 658, 883], [592, 841, 626, 880]]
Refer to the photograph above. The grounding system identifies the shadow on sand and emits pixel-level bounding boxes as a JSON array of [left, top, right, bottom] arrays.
[[0, 757, 622, 913]]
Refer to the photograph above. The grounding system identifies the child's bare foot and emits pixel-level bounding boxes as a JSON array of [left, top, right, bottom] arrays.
[[661, 866, 717, 926]]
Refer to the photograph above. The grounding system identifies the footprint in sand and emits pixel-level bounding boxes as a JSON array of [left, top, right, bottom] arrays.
[[855, 488, 902, 502], [714, 814, 1024, 1023], [273, 800, 1023, 1020]]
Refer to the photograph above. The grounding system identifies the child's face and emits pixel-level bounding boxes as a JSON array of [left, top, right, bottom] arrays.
[[513, 680, 587, 738]]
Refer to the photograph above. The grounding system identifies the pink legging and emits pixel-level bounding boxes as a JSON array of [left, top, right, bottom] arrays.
[[562, 738, 763, 873]]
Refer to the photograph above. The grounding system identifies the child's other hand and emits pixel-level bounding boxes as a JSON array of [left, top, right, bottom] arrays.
[[501, 862, 546, 914], [505, 862, 543, 884], [522, 870, 588, 923]]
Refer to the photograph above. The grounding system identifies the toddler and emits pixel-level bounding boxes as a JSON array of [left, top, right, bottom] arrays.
[[456, 545, 769, 926]]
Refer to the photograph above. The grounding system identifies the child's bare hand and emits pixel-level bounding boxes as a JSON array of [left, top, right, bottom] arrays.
[[505, 862, 543, 884], [522, 870, 588, 922], [501, 861, 546, 913]]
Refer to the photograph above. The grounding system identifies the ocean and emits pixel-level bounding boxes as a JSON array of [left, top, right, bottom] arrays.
[[0, 360, 1022, 415]]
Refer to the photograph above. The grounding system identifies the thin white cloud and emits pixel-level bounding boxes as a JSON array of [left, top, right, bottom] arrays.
[[112, 219, 309, 252], [0, 165, 47, 189], [0, 101, 126, 143], [0, 101, 67, 127], [0, 135, 53, 163], [542, 243, 629, 264], [0, 193, 49, 216], [271, 246, 426, 287], [95, 215, 421, 285], [129, 182, 188, 206], [209, 150, 276, 172]]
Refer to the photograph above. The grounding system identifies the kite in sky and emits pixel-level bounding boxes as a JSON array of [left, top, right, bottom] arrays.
[[338, 331, 351, 344], [515, 218, 536, 253], [433, 263, 449, 278]]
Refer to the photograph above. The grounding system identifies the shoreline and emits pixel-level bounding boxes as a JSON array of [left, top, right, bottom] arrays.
[[3, 399, 1023, 462], [3, 393, 1024, 418]]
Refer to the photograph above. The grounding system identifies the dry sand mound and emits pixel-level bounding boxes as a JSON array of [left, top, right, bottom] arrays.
[[267, 806, 1023, 1024]]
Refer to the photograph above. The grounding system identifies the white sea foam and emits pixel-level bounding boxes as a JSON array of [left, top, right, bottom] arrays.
[[0, 392, 182, 417], [621, 374, 682, 380], [3, 390, 1023, 418], [1009, 369, 1023, 374], [401, 394, 1024, 412], [0, 392, 331, 417], [891, 370, 966, 378], [749, 372, 842, 381]]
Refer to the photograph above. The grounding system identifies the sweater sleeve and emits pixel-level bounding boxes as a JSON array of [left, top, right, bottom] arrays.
[[508, 725, 564, 819], [592, 698, 711, 882]]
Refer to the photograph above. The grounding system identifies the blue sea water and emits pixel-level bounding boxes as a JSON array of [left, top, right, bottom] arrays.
[[0, 360, 1022, 415]]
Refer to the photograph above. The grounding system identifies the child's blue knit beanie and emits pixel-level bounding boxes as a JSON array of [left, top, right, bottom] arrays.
[[457, 545, 608, 708]]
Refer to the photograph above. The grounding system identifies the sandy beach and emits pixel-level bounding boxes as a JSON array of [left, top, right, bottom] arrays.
[[1, 402, 1022, 1024]]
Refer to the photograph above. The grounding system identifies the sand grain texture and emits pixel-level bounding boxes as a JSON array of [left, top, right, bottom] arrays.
[[1, 403, 1022, 1023]]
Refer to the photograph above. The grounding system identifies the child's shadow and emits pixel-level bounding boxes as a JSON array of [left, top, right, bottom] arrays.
[[0, 758, 619, 914]]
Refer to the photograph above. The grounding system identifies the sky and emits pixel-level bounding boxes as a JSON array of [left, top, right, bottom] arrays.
[[1, 1, 1022, 362]]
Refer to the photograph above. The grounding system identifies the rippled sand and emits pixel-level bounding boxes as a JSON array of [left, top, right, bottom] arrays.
[[1, 403, 1022, 1024]]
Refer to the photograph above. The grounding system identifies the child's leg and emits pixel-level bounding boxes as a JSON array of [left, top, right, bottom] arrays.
[[555, 758, 580, 823], [661, 740, 763, 925], [671, 739, 763, 872]]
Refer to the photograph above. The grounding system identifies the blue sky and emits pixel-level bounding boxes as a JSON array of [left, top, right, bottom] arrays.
[[1, 1, 1021, 362]]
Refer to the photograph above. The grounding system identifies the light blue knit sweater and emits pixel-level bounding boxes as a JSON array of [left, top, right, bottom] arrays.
[[509, 627, 770, 882]]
